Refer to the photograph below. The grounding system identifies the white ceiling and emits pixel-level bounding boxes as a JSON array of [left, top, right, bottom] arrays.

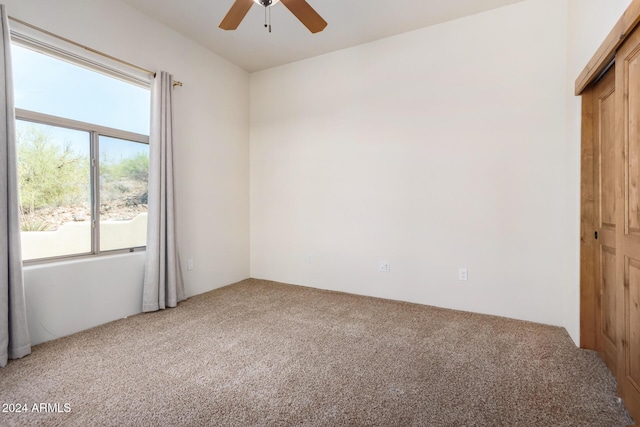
[[121, 0, 527, 73]]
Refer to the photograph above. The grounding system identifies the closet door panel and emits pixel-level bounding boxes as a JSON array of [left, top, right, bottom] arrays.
[[592, 69, 619, 373], [625, 257, 640, 389], [627, 46, 640, 236]]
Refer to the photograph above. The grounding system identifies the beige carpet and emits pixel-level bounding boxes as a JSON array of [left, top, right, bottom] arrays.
[[0, 279, 635, 426]]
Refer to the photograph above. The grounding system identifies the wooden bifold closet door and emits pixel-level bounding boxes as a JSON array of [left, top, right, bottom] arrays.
[[581, 20, 640, 422]]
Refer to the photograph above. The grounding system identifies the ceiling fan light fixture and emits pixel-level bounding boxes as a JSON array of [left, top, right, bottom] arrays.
[[253, 0, 281, 6], [220, 0, 327, 34]]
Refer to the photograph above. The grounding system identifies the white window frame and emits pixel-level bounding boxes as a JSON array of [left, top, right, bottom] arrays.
[[16, 109, 150, 263]]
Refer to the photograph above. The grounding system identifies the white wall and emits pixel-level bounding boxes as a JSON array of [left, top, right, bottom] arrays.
[[564, 0, 633, 345], [24, 253, 146, 344], [10, 0, 633, 346], [5, 0, 250, 344], [251, 0, 571, 328]]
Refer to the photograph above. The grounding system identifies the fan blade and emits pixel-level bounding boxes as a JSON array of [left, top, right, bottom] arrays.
[[280, 0, 327, 33], [219, 0, 254, 30]]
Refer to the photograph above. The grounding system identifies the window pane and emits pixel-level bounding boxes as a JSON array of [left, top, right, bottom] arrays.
[[12, 44, 150, 135], [16, 120, 91, 260], [99, 136, 148, 251]]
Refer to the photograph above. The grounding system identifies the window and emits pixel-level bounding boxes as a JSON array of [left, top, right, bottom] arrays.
[[12, 43, 151, 261]]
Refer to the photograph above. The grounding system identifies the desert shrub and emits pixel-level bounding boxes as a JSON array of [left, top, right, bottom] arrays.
[[100, 150, 148, 207], [20, 213, 50, 232], [119, 151, 148, 181], [101, 151, 148, 182]]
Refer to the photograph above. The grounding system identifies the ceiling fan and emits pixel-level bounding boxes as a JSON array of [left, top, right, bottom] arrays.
[[219, 0, 327, 34]]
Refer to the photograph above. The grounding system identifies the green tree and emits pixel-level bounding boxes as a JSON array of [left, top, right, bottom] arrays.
[[17, 125, 89, 214]]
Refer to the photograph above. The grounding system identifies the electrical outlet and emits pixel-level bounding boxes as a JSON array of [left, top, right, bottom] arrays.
[[188, 259, 194, 271], [379, 261, 390, 272], [459, 268, 468, 281], [307, 255, 313, 264]]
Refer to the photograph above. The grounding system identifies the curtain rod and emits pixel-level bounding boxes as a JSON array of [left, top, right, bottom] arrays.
[[8, 16, 183, 87]]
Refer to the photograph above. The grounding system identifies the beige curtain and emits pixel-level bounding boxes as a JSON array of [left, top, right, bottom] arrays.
[[142, 71, 185, 311], [0, 4, 30, 367]]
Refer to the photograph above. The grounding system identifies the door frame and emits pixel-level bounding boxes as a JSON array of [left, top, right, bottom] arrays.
[[575, 1, 640, 97]]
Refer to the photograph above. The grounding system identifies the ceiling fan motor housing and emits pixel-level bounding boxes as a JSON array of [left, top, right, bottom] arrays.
[[221, 0, 327, 33]]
